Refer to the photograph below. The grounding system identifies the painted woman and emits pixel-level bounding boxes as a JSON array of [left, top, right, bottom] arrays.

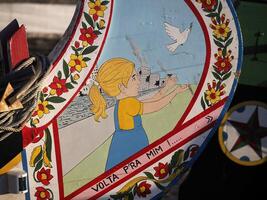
[[88, 58, 188, 170]]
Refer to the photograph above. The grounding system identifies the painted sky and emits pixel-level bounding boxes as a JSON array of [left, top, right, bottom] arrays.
[[98, 0, 206, 83]]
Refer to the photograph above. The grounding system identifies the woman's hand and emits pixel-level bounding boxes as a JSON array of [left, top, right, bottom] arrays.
[[176, 84, 189, 93]]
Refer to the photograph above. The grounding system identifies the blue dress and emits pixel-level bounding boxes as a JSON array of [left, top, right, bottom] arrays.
[[105, 100, 149, 170]]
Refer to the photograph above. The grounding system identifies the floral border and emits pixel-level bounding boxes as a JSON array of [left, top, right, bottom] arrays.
[[30, 0, 110, 127], [196, 0, 235, 110], [110, 144, 199, 199], [28, 1, 111, 198], [29, 128, 55, 200]]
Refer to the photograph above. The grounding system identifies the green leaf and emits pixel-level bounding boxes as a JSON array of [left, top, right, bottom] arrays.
[[110, 193, 127, 199], [216, 81, 221, 91], [70, 75, 78, 84], [45, 128, 52, 161], [57, 71, 62, 79], [204, 93, 210, 106], [213, 39, 225, 48], [76, 47, 83, 51], [83, 57, 91, 62], [66, 83, 74, 89], [155, 182, 165, 191], [82, 46, 98, 55], [71, 46, 77, 52], [96, 22, 100, 30], [63, 60, 69, 78], [205, 12, 218, 18], [225, 37, 233, 48], [170, 149, 184, 170], [84, 12, 94, 28], [222, 71, 232, 80], [201, 97, 206, 110], [225, 31, 232, 41], [30, 119, 36, 128], [216, 15, 221, 24], [218, 2, 222, 14], [222, 47, 227, 57], [34, 159, 43, 173], [93, 30, 102, 35], [82, 21, 87, 29], [46, 104, 55, 110], [216, 37, 226, 43], [144, 172, 154, 179], [101, 0, 109, 5], [40, 92, 44, 102], [71, 46, 79, 55], [128, 192, 134, 200], [46, 96, 66, 103], [212, 71, 222, 80]]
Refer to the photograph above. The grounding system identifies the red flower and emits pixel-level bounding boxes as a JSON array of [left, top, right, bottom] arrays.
[[37, 167, 53, 185], [196, 0, 217, 11], [214, 48, 233, 73], [79, 27, 98, 46], [34, 187, 51, 200], [153, 162, 169, 179], [74, 41, 80, 48], [136, 181, 151, 198], [49, 76, 68, 96], [42, 87, 48, 93]]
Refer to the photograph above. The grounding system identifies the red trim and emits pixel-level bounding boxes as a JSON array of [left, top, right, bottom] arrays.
[[52, 119, 64, 199], [176, 0, 211, 127], [65, 98, 226, 199], [23, 0, 114, 133]]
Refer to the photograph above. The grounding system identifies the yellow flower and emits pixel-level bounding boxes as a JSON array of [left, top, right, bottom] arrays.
[[33, 118, 40, 125], [213, 23, 230, 40], [99, 19, 105, 28], [73, 74, 80, 80], [205, 88, 221, 105], [68, 54, 87, 72], [36, 100, 50, 118], [50, 89, 56, 96], [89, 0, 107, 18]]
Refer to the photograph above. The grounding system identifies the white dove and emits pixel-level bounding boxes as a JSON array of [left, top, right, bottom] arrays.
[[164, 22, 193, 53]]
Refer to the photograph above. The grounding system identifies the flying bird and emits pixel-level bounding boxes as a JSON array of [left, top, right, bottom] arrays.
[[164, 22, 193, 53]]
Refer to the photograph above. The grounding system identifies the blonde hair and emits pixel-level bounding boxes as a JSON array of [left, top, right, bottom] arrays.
[[88, 58, 134, 121]]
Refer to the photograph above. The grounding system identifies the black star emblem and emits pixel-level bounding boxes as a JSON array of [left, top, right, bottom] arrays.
[[228, 106, 267, 158]]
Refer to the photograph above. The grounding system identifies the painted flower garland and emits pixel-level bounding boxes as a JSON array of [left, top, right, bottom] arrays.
[[29, 128, 54, 199], [110, 144, 199, 199], [196, 0, 235, 110], [30, 0, 110, 126]]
